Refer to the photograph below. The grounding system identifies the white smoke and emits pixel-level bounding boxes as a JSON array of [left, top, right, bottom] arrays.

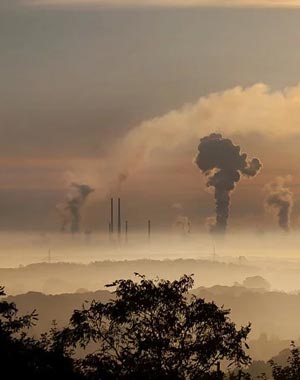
[[264, 176, 294, 231], [109, 84, 300, 188]]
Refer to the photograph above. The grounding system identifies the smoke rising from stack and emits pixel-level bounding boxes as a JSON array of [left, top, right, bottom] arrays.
[[173, 215, 191, 234], [104, 84, 300, 190], [57, 183, 94, 233], [264, 176, 294, 231], [196, 133, 262, 233], [205, 216, 217, 232], [171, 203, 191, 234]]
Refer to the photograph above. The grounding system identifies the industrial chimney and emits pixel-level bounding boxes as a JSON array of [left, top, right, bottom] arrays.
[[118, 198, 121, 236], [110, 198, 114, 234], [125, 220, 128, 241], [148, 219, 151, 240]]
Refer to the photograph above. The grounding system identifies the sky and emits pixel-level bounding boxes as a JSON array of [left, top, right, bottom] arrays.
[[1, 2, 300, 231], [7, 0, 300, 8]]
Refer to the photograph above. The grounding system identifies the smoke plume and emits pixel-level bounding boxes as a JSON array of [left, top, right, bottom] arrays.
[[264, 176, 294, 231], [173, 215, 191, 234], [195, 133, 262, 233], [205, 216, 216, 231], [107, 84, 300, 189], [171, 203, 191, 234], [57, 183, 94, 233]]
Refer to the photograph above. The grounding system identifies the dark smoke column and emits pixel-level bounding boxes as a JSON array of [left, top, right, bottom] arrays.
[[196, 133, 262, 233], [69, 184, 94, 234], [57, 183, 94, 234], [264, 177, 293, 232]]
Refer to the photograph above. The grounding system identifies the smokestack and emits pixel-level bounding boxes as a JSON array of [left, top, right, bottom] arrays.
[[110, 198, 114, 234], [125, 220, 128, 241], [69, 200, 80, 234], [196, 133, 262, 234], [118, 198, 121, 236], [148, 219, 151, 239]]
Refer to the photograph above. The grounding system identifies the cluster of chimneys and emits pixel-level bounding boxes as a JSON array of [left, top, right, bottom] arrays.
[[109, 198, 151, 239]]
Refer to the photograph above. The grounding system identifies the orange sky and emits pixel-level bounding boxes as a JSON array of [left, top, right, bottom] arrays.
[[27, 0, 300, 8], [1, 5, 300, 231]]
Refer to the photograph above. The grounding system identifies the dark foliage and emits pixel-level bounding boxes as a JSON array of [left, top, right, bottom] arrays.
[[0, 286, 81, 380], [269, 341, 300, 380], [226, 370, 252, 380], [59, 274, 251, 380]]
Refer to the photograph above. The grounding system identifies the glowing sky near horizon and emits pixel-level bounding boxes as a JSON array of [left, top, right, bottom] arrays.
[[26, 0, 300, 7], [2, 4, 300, 231]]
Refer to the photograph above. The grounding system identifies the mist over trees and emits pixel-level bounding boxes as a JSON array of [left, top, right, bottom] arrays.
[[60, 274, 251, 380], [1, 276, 300, 380]]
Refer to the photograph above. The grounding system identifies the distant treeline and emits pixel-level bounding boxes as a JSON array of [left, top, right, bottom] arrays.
[[0, 258, 258, 294], [5, 280, 300, 355], [1, 275, 299, 380]]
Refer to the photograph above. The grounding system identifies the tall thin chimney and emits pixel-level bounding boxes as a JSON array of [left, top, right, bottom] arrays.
[[125, 220, 128, 241], [118, 198, 121, 236], [110, 198, 114, 234], [148, 219, 151, 239]]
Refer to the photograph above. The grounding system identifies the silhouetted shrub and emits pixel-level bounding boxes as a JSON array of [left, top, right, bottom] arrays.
[[0, 286, 81, 380], [60, 274, 251, 380], [269, 341, 300, 380]]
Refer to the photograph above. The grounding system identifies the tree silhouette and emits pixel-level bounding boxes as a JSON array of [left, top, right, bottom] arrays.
[[61, 274, 251, 380], [0, 286, 81, 380], [269, 341, 300, 380], [227, 370, 252, 380]]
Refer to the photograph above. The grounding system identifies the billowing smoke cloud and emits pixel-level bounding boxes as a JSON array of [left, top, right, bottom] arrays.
[[108, 84, 300, 190], [56, 183, 94, 233], [195, 133, 262, 233], [264, 176, 294, 231]]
